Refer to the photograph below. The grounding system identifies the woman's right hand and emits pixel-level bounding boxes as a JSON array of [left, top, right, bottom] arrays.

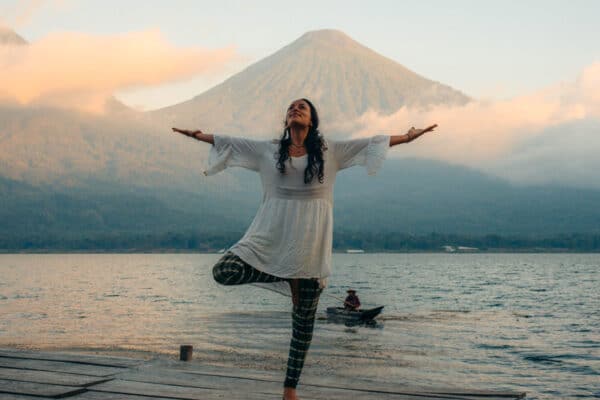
[[172, 127, 200, 138], [172, 128, 214, 144]]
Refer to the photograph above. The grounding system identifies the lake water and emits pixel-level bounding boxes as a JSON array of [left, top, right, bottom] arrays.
[[0, 253, 598, 399]]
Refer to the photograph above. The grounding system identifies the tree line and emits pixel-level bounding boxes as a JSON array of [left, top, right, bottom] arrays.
[[2, 231, 600, 252]]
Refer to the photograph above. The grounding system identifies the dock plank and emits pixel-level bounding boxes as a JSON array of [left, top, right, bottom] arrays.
[[90, 379, 280, 400], [424, 391, 526, 399], [161, 361, 282, 381], [424, 397, 522, 400], [70, 392, 178, 400], [89, 379, 445, 400], [0, 350, 526, 399], [155, 365, 502, 399], [0, 349, 142, 368], [303, 386, 468, 400], [0, 378, 85, 397], [0, 367, 109, 387], [115, 368, 281, 391], [111, 369, 485, 400], [156, 361, 430, 393], [0, 395, 45, 400], [0, 357, 123, 377]]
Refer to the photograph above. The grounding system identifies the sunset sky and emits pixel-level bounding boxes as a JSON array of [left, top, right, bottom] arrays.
[[2, 0, 599, 187], [1, 0, 599, 110]]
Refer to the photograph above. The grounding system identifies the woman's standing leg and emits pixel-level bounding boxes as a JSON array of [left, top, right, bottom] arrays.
[[213, 252, 321, 399], [284, 278, 321, 390]]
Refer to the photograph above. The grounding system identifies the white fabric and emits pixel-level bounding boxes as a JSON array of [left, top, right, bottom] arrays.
[[204, 134, 390, 296]]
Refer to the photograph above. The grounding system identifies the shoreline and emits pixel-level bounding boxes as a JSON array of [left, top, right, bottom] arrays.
[[2, 249, 600, 254]]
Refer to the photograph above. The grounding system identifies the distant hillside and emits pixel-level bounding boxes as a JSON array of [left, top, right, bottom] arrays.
[[334, 158, 600, 235], [0, 103, 208, 186], [0, 176, 254, 236], [3, 160, 600, 242]]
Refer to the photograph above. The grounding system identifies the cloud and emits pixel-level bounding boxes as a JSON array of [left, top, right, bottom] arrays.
[[0, 29, 236, 112], [489, 118, 600, 188], [352, 62, 600, 170], [0, 0, 65, 30]]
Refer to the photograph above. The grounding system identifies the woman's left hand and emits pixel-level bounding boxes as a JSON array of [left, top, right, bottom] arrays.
[[390, 124, 438, 146], [408, 124, 437, 137]]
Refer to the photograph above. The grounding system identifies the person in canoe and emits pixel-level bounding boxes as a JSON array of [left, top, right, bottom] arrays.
[[344, 289, 361, 311], [172, 98, 437, 400]]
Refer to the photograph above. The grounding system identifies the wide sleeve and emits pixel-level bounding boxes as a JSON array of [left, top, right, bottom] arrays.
[[203, 134, 266, 176], [331, 135, 390, 175]]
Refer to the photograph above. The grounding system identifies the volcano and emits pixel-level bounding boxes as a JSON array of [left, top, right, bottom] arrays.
[[150, 29, 469, 135]]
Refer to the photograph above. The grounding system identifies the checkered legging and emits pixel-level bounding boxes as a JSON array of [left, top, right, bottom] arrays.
[[212, 251, 321, 389]]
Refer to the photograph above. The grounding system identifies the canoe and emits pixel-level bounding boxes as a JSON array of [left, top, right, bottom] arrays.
[[326, 305, 384, 323]]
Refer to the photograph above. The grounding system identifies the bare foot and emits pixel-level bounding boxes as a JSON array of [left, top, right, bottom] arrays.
[[283, 387, 298, 400]]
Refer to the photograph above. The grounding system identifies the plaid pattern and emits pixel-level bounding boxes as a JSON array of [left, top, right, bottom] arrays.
[[212, 251, 285, 285], [212, 251, 322, 389], [284, 278, 321, 388]]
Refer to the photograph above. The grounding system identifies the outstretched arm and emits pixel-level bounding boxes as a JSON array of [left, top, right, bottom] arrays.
[[172, 128, 214, 145], [389, 124, 438, 147]]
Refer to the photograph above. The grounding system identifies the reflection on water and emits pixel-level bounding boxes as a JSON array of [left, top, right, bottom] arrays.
[[0, 253, 598, 399]]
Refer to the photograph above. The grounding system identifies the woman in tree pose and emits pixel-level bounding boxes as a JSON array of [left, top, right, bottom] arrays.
[[172, 98, 436, 400]]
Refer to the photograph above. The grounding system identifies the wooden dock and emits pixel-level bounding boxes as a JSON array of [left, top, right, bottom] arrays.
[[0, 348, 526, 399]]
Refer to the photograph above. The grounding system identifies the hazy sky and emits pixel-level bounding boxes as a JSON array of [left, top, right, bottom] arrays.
[[2, 0, 599, 110]]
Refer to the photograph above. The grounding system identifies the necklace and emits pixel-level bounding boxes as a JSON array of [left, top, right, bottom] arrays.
[[289, 143, 306, 157]]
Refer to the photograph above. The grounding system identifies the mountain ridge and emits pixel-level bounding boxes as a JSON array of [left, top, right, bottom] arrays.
[[149, 29, 469, 134], [0, 26, 28, 45]]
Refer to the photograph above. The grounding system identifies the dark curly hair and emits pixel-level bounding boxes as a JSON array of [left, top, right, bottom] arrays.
[[276, 98, 326, 184]]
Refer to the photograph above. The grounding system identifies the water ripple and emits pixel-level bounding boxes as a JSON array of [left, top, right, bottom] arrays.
[[0, 252, 598, 400]]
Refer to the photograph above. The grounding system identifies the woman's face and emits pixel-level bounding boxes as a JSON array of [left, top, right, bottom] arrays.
[[285, 99, 312, 129]]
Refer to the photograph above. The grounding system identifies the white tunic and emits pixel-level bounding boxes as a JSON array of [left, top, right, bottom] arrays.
[[204, 134, 389, 295]]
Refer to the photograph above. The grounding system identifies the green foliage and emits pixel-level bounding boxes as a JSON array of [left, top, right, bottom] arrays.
[[2, 231, 599, 252], [2, 158, 600, 252]]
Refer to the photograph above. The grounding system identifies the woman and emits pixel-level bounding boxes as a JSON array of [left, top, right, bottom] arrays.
[[172, 98, 436, 400]]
